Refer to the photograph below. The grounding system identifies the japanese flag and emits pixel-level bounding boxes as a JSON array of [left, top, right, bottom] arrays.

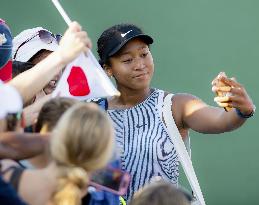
[[52, 52, 120, 100]]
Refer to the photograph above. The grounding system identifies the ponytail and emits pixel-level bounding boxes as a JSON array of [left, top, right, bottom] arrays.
[[51, 167, 88, 205]]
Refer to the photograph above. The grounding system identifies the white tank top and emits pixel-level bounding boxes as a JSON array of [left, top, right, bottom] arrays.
[[108, 88, 179, 201]]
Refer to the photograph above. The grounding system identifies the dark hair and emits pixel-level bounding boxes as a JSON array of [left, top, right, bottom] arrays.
[[97, 23, 148, 66], [129, 180, 191, 205], [35, 98, 78, 133], [28, 49, 49, 64], [12, 50, 51, 78], [12, 61, 35, 78]]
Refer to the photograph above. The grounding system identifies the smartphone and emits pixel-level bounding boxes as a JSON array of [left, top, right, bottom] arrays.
[[89, 166, 130, 195]]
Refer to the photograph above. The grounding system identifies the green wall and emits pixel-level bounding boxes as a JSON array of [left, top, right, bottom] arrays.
[[1, 0, 258, 204]]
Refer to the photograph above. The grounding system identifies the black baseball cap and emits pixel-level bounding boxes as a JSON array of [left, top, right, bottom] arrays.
[[97, 24, 153, 65]]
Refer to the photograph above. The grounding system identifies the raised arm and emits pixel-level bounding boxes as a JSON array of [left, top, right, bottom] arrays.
[[0, 132, 49, 160], [22, 94, 51, 127], [8, 21, 92, 104], [173, 73, 255, 134]]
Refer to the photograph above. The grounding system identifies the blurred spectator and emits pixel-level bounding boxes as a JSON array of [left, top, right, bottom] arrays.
[[0, 80, 23, 132], [1, 98, 78, 194], [129, 180, 192, 205], [29, 97, 78, 168], [3, 103, 114, 205]]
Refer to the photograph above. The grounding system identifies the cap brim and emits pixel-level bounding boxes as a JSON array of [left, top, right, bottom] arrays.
[[109, 34, 153, 57], [14, 39, 58, 62], [13, 35, 58, 62]]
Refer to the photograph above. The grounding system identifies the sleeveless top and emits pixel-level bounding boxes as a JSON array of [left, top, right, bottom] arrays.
[[107, 88, 180, 201]]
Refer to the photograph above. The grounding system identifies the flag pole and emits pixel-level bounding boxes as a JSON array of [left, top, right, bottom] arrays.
[[51, 0, 120, 97], [52, 0, 72, 25]]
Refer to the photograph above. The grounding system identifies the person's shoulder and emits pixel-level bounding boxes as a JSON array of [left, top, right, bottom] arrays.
[[171, 93, 205, 117], [158, 89, 198, 102], [169, 93, 202, 109], [173, 93, 199, 101]]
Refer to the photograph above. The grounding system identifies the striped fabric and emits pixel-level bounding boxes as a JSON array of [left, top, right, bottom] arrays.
[[107, 88, 179, 202]]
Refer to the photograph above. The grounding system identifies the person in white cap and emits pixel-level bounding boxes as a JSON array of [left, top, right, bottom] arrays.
[[11, 27, 62, 128], [8, 22, 92, 127], [9, 21, 92, 103], [12, 27, 61, 97]]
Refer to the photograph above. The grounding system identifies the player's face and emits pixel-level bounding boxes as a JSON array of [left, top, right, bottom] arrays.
[[106, 38, 154, 91]]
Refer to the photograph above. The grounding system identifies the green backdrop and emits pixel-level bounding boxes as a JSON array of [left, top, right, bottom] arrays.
[[1, 0, 258, 204]]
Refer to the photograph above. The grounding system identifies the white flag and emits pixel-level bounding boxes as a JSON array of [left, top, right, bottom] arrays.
[[52, 52, 120, 100]]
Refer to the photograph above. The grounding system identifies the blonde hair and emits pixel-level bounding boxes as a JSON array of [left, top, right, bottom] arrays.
[[50, 103, 114, 205], [52, 167, 88, 205]]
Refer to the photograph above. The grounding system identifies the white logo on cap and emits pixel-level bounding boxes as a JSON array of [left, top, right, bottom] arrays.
[[121, 30, 132, 38], [0, 33, 7, 46]]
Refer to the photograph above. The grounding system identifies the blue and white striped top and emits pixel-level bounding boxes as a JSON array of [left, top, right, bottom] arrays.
[[107, 88, 179, 201]]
